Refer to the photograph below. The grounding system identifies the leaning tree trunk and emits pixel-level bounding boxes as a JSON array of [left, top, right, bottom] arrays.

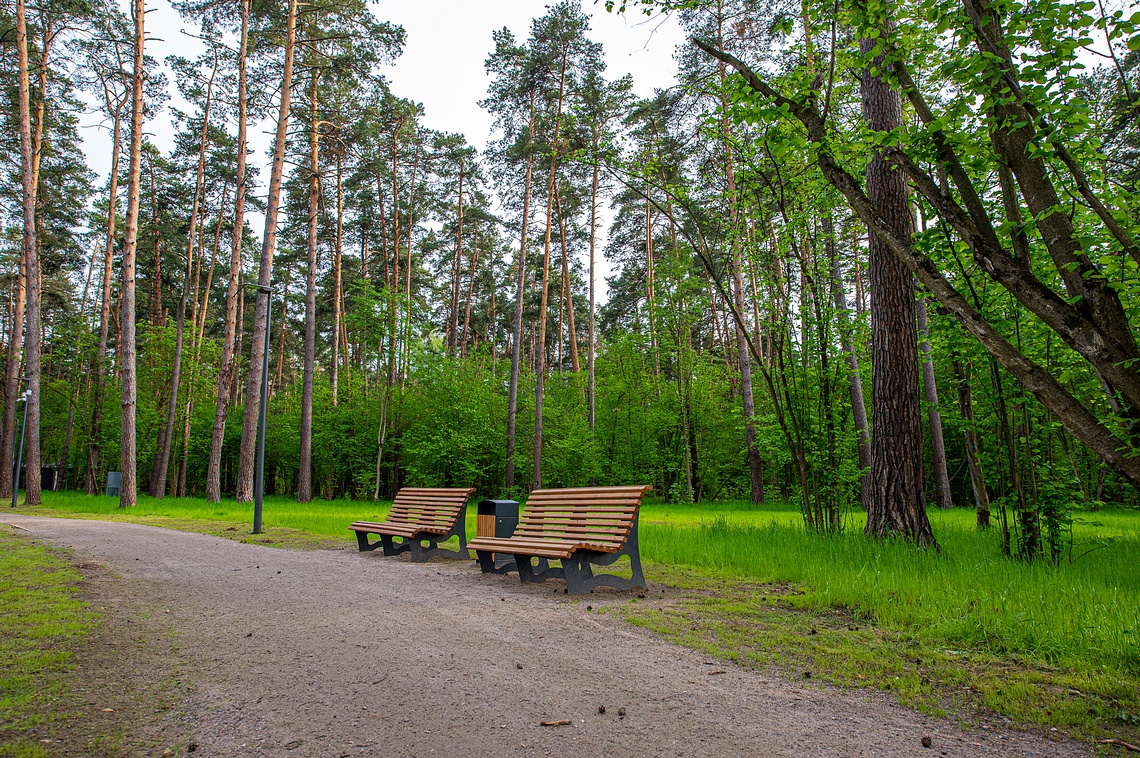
[[206, 0, 250, 502], [152, 61, 214, 499], [119, 0, 147, 508], [916, 289, 953, 509], [859, 32, 935, 546], [236, 0, 297, 503]]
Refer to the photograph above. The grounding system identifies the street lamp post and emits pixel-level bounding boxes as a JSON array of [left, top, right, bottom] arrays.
[[243, 282, 275, 534], [12, 382, 30, 508]]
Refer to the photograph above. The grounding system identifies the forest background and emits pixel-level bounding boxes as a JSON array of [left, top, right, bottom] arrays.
[[2, 0, 1140, 562]]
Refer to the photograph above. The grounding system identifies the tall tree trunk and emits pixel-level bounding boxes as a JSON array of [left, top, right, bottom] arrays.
[[824, 214, 870, 491], [206, 0, 250, 502], [859, 31, 935, 545], [533, 55, 568, 492], [462, 226, 479, 359], [555, 188, 580, 373], [1, 249, 26, 500], [85, 106, 123, 495], [450, 163, 465, 356], [236, 0, 297, 503], [716, 10, 764, 504], [588, 131, 599, 439], [151, 61, 214, 498], [388, 119, 402, 386], [401, 142, 420, 387], [119, 0, 147, 508], [150, 258, 189, 498], [298, 65, 320, 504], [331, 153, 343, 405], [916, 289, 953, 508], [505, 90, 536, 490], [149, 167, 162, 327], [15, 0, 40, 505]]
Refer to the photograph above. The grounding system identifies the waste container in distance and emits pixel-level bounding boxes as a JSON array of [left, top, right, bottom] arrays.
[[105, 471, 121, 497], [476, 499, 518, 538]]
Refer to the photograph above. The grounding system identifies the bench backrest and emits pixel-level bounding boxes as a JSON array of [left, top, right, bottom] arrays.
[[387, 487, 475, 529], [515, 486, 652, 550]]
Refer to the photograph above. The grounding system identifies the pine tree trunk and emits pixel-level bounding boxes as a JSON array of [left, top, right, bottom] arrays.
[[236, 0, 297, 503], [298, 66, 320, 504], [14, 0, 40, 505], [556, 189, 580, 373], [331, 154, 343, 405], [533, 57, 568, 492], [505, 91, 536, 490], [588, 134, 598, 437], [206, 0, 250, 502], [119, 0, 147, 508], [151, 63, 214, 498], [450, 164, 465, 356], [859, 32, 935, 546]]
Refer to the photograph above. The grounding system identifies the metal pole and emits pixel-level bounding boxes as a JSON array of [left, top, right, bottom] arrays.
[[12, 389, 29, 508], [253, 289, 272, 534]]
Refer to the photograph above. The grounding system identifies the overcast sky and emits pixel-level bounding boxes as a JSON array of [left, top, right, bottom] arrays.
[[76, 0, 687, 299]]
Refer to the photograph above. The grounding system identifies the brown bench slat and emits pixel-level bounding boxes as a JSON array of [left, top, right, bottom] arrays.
[[351, 487, 475, 559]]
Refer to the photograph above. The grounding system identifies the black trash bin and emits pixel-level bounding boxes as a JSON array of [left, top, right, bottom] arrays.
[[476, 499, 518, 572]]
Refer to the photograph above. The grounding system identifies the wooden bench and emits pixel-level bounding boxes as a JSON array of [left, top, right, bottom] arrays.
[[350, 487, 475, 562], [467, 485, 651, 594]]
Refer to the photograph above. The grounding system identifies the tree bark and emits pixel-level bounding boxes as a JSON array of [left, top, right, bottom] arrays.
[[505, 90, 536, 490], [152, 59, 215, 498], [858, 33, 934, 545], [824, 214, 870, 489], [916, 289, 953, 509], [331, 153, 343, 405], [298, 65, 320, 504], [14, 0, 40, 505], [206, 0, 250, 502], [236, 0, 297, 502], [119, 0, 147, 508], [533, 55, 568, 492]]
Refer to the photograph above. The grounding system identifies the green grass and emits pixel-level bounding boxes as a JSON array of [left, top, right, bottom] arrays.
[[0, 526, 93, 757], [14, 491, 1140, 740]]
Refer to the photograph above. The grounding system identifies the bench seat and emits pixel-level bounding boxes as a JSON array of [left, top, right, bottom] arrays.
[[351, 487, 474, 561], [468, 485, 651, 594]]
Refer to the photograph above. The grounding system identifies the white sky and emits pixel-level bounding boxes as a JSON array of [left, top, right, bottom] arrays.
[[78, 0, 687, 300]]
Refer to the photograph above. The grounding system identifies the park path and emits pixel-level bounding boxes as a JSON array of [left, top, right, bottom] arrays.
[[2, 514, 1090, 758]]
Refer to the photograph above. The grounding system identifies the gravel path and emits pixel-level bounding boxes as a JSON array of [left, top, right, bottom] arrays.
[[2, 515, 1091, 757]]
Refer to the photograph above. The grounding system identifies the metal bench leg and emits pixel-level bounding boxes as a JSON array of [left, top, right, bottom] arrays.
[[355, 531, 383, 552], [561, 522, 647, 594], [476, 550, 517, 574], [380, 535, 411, 557], [407, 515, 471, 562], [515, 555, 561, 584]]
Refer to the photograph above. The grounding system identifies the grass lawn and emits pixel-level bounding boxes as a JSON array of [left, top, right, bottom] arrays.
[[9, 491, 1140, 743], [0, 525, 93, 758]]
